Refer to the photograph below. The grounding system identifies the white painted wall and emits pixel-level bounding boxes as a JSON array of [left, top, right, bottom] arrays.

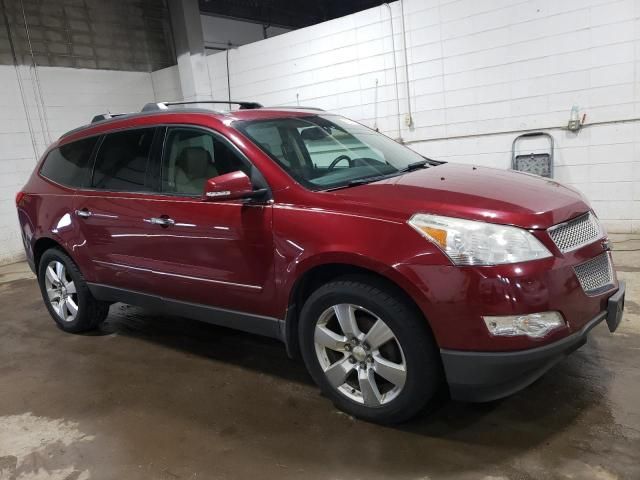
[[0, 65, 158, 265], [201, 15, 291, 51], [151, 65, 183, 102], [205, 0, 640, 233], [0, 65, 35, 266], [2, 0, 639, 266]]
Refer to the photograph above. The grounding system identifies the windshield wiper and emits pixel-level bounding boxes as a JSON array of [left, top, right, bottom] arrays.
[[322, 175, 391, 191], [399, 159, 430, 172], [347, 175, 390, 187], [324, 162, 433, 191]]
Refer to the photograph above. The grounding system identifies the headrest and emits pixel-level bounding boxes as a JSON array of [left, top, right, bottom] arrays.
[[175, 147, 212, 180]]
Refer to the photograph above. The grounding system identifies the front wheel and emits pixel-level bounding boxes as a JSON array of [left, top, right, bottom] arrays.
[[37, 248, 110, 333], [299, 277, 442, 424]]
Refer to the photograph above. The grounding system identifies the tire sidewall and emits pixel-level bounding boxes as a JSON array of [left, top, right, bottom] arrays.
[[38, 249, 89, 331], [299, 281, 439, 423]]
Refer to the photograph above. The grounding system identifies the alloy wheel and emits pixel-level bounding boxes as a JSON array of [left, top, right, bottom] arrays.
[[44, 260, 78, 323], [313, 303, 407, 407]]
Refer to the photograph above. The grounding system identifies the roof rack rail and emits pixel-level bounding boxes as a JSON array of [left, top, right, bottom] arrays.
[[142, 100, 263, 112], [271, 106, 325, 111], [91, 113, 125, 123]]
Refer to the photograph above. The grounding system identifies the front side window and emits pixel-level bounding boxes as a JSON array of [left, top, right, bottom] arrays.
[[92, 128, 156, 192], [235, 115, 434, 190], [40, 136, 99, 187], [161, 127, 250, 196]]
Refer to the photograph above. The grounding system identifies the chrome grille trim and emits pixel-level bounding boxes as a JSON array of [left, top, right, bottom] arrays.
[[573, 252, 616, 296], [548, 212, 603, 253]]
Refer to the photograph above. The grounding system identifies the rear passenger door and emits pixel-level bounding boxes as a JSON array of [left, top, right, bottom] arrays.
[[72, 127, 166, 295]]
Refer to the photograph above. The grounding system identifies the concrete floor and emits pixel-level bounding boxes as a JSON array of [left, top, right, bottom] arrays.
[[0, 237, 639, 480]]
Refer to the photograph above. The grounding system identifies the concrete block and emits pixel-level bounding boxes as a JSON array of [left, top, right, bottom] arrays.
[[41, 16, 64, 29], [68, 20, 91, 32], [32, 54, 50, 66], [43, 29, 66, 43], [71, 33, 92, 45], [48, 43, 70, 55], [64, 6, 89, 20], [22, 13, 40, 27], [590, 0, 635, 26], [94, 46, 114, 59], [39, 3, 64, 16], [96, 58, 121, 70], [72, 45, 94, 57], [590, 42, 634, 67], [0, 53, 14, 65], [50, 55, 75, 68], [589, 162, 635, 183], [590, 63, 635, 88]]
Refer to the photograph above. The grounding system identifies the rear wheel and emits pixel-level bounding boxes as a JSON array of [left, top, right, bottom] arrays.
[[299, 277, 441, 424], [37, 248, 109, 332]]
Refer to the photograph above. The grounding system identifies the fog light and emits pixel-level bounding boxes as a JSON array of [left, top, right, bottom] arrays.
[[482, 312, 565, 338]]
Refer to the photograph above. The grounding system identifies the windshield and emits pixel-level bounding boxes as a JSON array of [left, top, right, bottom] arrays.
[[234, 115, 434, 190]]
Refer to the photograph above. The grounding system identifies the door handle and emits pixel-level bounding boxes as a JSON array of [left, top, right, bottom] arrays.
[[75, 209, 92, 218], [145, 216, 176, 227]]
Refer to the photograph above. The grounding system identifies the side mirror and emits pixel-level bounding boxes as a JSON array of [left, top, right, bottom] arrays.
[[202, 171, 267, 201]]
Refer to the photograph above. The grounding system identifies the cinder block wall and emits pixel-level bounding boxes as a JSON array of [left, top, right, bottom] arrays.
[[0, 0, 173, 71], [0, 0, 178, 265], [0, 65, 159, 264], [206, 0, 640, 233]]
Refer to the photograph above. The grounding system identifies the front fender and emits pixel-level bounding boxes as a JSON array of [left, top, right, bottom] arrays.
[[272, 203, 449, 323], [282, 250, 439, 322]]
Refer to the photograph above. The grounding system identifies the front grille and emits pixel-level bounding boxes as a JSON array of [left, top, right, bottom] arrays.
[[573, 252, 616, 296], [548, 212, 603, 253]]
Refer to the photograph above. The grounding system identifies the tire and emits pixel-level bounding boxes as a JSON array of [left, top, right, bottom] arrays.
[[299, 276, 442, 424], [37, 248, 110, 333]]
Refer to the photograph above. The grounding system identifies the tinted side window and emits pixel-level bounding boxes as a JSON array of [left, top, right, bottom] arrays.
[[161, 128, 250, 195], [40, 137, 99, 187], [92, 128, 156, 191]]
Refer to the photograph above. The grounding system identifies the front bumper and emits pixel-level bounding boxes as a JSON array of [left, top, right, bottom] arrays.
[[441, 281, 626, 402]]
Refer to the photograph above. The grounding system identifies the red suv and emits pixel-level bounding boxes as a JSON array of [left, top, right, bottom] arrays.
[[16, 101, 626, 423]]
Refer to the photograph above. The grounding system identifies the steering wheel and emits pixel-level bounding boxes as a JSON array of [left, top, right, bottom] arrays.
[[327, 155, 352, 171]]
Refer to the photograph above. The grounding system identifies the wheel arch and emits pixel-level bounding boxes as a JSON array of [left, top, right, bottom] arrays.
[[283, 261, 435, 359], [33, 236, 70, 272]]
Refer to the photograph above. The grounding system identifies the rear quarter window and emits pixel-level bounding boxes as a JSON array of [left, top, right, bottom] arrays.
[[39, 136, 99, 188]]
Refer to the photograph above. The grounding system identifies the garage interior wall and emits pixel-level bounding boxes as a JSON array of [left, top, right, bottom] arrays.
[[0, 0, 175, 265], [203, 0, 640, 233], [1, 0, 640, 266]]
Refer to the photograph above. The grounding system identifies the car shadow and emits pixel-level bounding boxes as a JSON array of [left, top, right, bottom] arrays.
[[99, 301, 613, 450]]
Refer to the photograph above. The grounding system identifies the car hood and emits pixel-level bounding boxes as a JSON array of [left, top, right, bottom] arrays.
[[330, 163, 590, 230]]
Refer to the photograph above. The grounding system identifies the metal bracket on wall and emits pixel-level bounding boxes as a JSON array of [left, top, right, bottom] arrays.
[[511, 132, 554, 178]]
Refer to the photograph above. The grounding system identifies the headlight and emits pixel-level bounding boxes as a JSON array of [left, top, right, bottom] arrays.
[[483, 312, 565, 338], [408, 213, 552, 265]]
